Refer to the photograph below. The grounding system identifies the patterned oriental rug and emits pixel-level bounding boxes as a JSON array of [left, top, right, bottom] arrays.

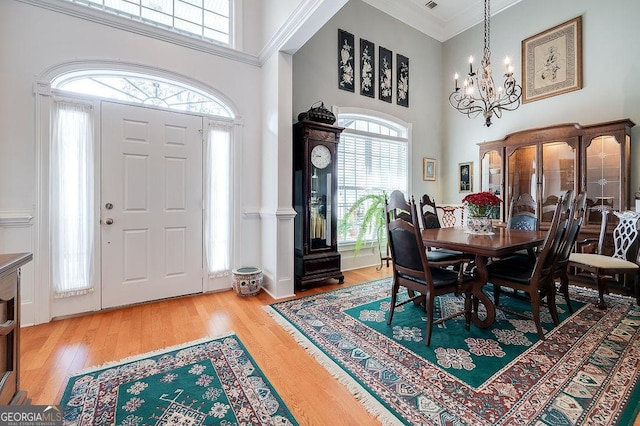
[[59, 333, 297, 425], [266, 278, 640, 425]]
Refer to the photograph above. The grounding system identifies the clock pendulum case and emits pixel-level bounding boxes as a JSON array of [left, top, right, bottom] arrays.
[[293, 120, 345, 290]]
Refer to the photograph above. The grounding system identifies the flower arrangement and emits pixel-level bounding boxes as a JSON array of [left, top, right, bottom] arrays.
[[462, 191, 502, 217]]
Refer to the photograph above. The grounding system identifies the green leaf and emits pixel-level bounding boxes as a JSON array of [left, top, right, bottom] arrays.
[[340, 191, 388, 257]]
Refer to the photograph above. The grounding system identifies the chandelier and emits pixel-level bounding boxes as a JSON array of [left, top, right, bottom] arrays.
[[449, 0, 522, 127]]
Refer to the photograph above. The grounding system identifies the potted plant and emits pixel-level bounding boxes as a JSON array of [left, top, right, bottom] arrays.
[[339, 192, 387, 258]]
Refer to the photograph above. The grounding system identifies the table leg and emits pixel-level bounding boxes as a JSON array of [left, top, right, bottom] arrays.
[[470, 254, 495, 328]]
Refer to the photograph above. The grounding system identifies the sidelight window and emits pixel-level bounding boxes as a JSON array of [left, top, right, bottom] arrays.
[[51, 101, 96, 297]]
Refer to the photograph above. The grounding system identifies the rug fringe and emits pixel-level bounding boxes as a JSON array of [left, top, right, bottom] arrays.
[[263, 305, 404, 426], [65, 331, 237, 378]]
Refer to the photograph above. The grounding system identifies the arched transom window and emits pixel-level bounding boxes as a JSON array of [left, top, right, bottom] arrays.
[[52, 71, 234, 117]]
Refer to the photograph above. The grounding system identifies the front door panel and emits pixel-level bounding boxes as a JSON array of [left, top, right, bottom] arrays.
[[101, 102, 203, 308]]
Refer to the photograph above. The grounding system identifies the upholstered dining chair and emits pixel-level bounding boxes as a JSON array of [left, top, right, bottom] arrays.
[[385, 192, 469, 273], [568, 209, 640, 309], [419, 194, 474, 267], [487, 197, 566, 339], [507, 193, 538, 231], [385, 197, 473, 346]]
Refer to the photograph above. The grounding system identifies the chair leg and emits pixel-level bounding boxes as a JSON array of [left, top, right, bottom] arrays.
[[464, 293, 472, 331], [634, 273, 639, 306], [547, 282, 560, 326], [493, 284, 501, 307], [424, 296, 434, 346], [596, 274, 608, 310], [560, 270, 573, 313], [529, 290, 545, 340], [387, 280, 399, 325]]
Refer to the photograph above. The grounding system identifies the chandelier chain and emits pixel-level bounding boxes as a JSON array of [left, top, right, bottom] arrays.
[[448, 0, 522, 126], [484, 0, 491, 61]]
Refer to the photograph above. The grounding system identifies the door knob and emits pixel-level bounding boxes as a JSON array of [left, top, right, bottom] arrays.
[[105, 218, 114, 225]]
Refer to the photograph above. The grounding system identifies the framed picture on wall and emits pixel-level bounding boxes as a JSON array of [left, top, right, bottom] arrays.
[[338, 29, 355, 92], [396, 54, 409, 107], [379, 46, 392, 103], [522, 16, 582, 103], [360, 38, 375, 98], [459, 162, 473, 193], [423, 158, 436, 181]]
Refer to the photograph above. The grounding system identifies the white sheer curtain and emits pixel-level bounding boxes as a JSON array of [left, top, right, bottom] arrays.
[[205, 121, 232, 275], [51, 101, 95, 297]]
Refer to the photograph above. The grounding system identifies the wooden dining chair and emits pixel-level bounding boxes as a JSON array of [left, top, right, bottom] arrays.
[[386, 197, 473, 346], [419, 194, 474, 267], [568, 209, 640, 309], [555, 191, 587, 312], [487, 197, 565, 339]]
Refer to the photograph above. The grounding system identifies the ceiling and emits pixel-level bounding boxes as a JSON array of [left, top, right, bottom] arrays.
[[362, 0, 523, 42]]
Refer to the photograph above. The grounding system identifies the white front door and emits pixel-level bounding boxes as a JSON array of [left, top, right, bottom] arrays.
[[101, 102, 203, 308]]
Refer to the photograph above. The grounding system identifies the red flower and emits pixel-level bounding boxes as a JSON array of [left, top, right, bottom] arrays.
[[462, 192, 502, 217]]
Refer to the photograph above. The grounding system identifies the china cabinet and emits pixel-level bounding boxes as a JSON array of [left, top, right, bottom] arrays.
[[479, 119, 635, 236], [293, 120, 345, 290]]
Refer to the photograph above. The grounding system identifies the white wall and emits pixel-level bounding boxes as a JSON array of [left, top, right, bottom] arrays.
[[292, 0, 445, 269], [293, 0, 444, 204], [1, 0, 265, 324], [441, 0, 640, 204]]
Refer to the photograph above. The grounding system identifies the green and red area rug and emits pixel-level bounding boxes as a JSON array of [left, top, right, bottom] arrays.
[[266, 278, 640, 425], [59, 333, 297, 425]]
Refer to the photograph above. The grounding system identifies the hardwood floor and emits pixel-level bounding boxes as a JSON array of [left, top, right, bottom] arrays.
[[19, 266, 640, 425], [21, 265, 392, 425]]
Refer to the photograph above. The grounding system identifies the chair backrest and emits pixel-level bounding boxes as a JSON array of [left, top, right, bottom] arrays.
[[611, 211, 640, 263], [386, 190, 412, 224], [507, 193, 537, 230], [572, 191, 587, 220], [419, 194, 442, 229], [561, 190, 575, 218], [541, 194, 559, 222], [531, 196, 566, 282], [437, 205, 462, 228], [554, 193, 586, 271], [386, 198, 434, 285]]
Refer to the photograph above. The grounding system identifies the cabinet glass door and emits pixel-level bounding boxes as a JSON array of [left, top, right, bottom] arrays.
[[481, 150, 503, 219], [508, 145, 537, 209], [585, 135, 621, 224], [310, 165, 332, 250], [541, 141, 575, 221]]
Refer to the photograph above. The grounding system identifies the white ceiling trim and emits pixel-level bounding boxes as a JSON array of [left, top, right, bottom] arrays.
[[362, 0, 524, 42]]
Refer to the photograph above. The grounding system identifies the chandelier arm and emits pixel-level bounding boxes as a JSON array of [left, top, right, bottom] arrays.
[[449, 92, 485, 119]]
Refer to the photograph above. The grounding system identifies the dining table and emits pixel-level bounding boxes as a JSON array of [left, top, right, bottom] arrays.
[[421, 226, 548, 328]]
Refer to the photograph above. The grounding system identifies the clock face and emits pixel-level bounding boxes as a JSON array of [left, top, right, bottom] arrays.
[[311, 144, 331, 169]]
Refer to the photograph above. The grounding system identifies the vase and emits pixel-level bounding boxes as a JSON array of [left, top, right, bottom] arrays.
[[465, 216, 494, 235]]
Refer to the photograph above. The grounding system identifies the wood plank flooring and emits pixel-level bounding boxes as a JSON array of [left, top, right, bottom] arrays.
[[19, 266, 640, 425], [20, 265, 392, 425]]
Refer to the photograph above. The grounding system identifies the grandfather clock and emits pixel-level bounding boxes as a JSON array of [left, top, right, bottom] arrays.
[[293, 120, 345, 290]]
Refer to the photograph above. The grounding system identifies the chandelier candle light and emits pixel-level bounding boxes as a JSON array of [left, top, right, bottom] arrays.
[[449, 0, 522, 126], [463, 191, 502, 235]]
